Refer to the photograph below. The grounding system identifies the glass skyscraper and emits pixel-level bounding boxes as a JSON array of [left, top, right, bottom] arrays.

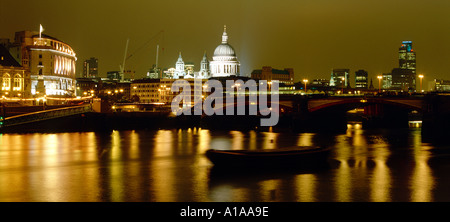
[[398, 41, 416, 90]]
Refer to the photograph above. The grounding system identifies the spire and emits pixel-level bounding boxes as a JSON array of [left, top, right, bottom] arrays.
[[222, 25, 228, 44], [200, 50, 209, 75], [175, 51, 185, 77], [201, 50, 209, 66]]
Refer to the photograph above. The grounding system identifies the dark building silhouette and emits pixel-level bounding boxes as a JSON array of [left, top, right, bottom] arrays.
[[83, 57, 98, 78], [391, 68, 415, 91], [355, 69, 368, 88], [251, 66, 294, 85], [107, 71, 120, 80]]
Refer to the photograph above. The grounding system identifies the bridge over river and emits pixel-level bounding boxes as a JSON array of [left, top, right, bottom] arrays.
[[0, 104, 93, 132], [1, 94, 450, 139], [194, 93, 450, 139]]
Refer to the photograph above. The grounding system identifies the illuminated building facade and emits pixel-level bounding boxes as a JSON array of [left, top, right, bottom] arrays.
[[382, 73, 393, 89], [0, 45, 31, 98], [131, 78, 206, 104], [83, 57, 98, 78], [330, 69, 350, 87], [399, 41, 416, 74], [311, 79, 329, 87], [197, 52, 210, 79], [146, 65, 161, 79], [9, 31, 77, 96], [131, 78, 161, 103], [163, 68, 176, 79], [251, 66, 294, 85], [431, 79, 450, 92], [209, 26, 240, 77], [355, 69, 368, 88], [398, 41, 416, 90], [167, 52, 210, 79], [184, 62, 195, 78], [174, 52, 186, 79], [165, 26, 239, 80]]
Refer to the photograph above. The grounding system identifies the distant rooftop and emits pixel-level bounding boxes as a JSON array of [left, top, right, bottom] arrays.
[[31, 33, 65, 43], [0, 44, 21, 67], [251, 68, 290, 75], [132, 78, 161, 83]]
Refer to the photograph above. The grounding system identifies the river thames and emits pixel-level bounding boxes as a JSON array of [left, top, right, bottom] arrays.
[[1, 123, 450, 202]]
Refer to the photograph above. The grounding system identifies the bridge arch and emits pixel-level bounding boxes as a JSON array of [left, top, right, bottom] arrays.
[[291, 96, 425, 132], [308, 97, 424, 113]]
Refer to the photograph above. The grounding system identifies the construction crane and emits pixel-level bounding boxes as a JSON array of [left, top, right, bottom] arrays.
[[119, 38, 129, 82], [119, 30, 164, 81]]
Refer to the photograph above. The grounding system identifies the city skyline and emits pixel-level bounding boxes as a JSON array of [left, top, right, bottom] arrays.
[[3, 0, 450, 208], [1, 0, 450, 88]]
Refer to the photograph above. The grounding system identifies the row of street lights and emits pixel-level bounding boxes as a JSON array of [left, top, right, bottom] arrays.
[[377, 74, 424, 93], [301, 74, 425, 94]]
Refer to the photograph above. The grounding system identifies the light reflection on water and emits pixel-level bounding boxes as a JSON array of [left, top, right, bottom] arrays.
[[0, 124, 449, 202]]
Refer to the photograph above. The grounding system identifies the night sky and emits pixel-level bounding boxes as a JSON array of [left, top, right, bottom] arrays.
[[1, 0, 450, 88]]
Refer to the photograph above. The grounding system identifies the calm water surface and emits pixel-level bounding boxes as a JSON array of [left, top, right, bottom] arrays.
[[1, 124, 450, 202]]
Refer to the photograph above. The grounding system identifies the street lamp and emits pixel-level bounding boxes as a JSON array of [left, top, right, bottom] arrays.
[[418, 74, 424, 93], [377, 75, 383, 93], [341, 77, 345, 94], [302, 79, 308, 93]]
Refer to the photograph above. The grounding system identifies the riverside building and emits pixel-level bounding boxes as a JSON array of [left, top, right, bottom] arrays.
[[8, 30, 77, 96], [251, 66, 294, 85], [0, 44, 31, 98]]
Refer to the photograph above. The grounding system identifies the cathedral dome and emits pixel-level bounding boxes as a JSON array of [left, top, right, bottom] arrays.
[[213, 43, 236, 57], [213, 25, 237, 60], [210, 25, 240, 77]]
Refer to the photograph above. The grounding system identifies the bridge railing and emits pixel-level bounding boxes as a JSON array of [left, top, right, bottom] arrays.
[[2, 104, 92, 127]]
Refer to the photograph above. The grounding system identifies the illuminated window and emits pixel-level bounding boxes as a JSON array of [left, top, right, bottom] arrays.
[[13, 74, 22, 91], [2, 73, 11, 91]]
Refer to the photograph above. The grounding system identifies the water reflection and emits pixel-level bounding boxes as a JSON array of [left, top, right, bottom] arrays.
[[370, 145, 392, 202], [297, 133, 314, 147], [294, 174, 317, 202], [410, 135, 434, 202], [0, 125, 443, 202]]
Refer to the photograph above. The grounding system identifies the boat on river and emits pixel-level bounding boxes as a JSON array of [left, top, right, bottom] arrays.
[[205, 146, 331, 168]]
